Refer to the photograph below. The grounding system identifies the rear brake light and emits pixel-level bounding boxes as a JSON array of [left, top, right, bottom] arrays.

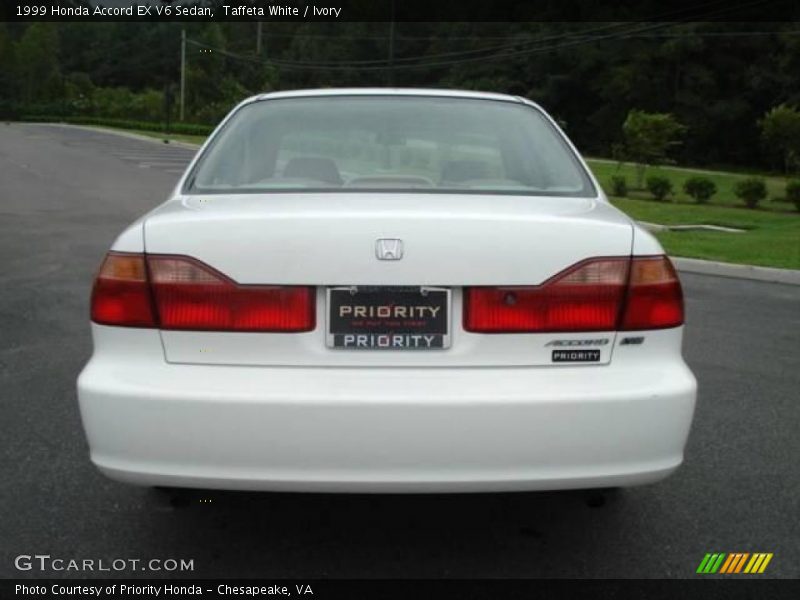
[[464, 258, 629, 333], [620, 256, 683, 330], [463, 255, 683, 333], [90, 253, 315, 332], [90, 252, 156, 327], [148, 255, 315, 332]]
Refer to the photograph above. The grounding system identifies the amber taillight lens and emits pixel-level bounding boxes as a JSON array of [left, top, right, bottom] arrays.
[[619, 256, 684, 330], [90, 252, 156, 327]]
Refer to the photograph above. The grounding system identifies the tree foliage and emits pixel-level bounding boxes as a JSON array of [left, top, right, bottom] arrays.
[[621, 110, 686, 188], [1, 20, 799, 171], [760, 104, 800, 174], [14, 23, 61, 104]]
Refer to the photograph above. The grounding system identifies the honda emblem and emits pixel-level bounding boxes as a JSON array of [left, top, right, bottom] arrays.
[[375, 239, 404, 260]]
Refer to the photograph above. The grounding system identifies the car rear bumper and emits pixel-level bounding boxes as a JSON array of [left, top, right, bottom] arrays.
[[77, 327, 697, 493]]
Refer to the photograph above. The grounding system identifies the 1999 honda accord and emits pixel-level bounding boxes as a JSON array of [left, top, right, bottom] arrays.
[[77, 89, 697, 492]]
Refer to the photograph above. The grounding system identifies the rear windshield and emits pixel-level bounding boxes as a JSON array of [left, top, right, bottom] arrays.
[[186, 95, 596, 197]]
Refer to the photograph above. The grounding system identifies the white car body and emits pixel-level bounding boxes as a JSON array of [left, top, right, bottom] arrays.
[[77, 89, 697, 492]]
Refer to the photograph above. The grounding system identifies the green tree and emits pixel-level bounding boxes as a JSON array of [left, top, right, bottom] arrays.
[[186, 24, 229, 121], [760, 104, 800, 174], [63, 72, 94, 115], [13, 23, 61, 105], [621, 110, 686, 188], [0, 24, 16, 114]]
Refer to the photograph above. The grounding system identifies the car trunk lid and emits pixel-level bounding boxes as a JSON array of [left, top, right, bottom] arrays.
[[143, 193, 633, 366]]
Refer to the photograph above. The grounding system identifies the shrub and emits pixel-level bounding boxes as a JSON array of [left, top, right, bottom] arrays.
[[682, 176, 717, 204], [609, 175, 628, 197], [786, 180, 800, 212], [646, 175, 673, 201], [734, 177, 768, 209]]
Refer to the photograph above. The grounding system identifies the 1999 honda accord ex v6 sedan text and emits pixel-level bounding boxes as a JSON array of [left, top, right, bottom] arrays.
[[77, 89, 697, 493]]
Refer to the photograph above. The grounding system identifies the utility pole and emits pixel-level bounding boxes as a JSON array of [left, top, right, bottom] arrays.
[[180, 29, 186, 121], [256, 22, 262, 55], [164, 83, 172, 137]]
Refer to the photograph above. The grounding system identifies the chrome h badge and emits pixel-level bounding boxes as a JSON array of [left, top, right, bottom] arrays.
[[375, 239, 404, 260]]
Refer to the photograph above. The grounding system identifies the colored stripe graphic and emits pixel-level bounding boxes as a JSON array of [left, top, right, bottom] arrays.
[[735, 553, 750, 573], [744, 554, 761, 573], [696, 554, 713, 573], [719, 554, 736, 573], [697, 553, 727, 573], [711, 553, 726, 573], [722, 553, 749, 573], [758, 553, 774, 573], [698, 552, 773, 574]]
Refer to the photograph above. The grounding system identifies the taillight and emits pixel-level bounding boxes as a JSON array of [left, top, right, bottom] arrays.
[[463, 255, 683, 333], [620, 256, 683, 330], [90, 253, 315, 332], [91, 252, 156, 327], [464, 258, 629, 333], [147, 255, 315, 332]]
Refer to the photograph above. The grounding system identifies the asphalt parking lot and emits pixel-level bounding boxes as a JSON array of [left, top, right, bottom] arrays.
[[1, 123, 798, 579]]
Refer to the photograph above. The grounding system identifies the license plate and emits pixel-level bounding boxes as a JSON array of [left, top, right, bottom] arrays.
[[327, 286, 450, 349]]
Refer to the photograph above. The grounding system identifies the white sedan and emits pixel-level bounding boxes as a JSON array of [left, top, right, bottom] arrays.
[[77, 89, 697, 493]]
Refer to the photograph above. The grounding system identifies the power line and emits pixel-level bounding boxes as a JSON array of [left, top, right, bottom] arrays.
[[184, 23, 637, 71], [235, 22, 644, 68], [222, 0, 763, 68], [622, 31, 800, 37], [189, 24, 788, 72], [188, 22, 670, 70], [235, 29, 800, 43], [203, 0, 757, 68], [185, 0, 787, 72]]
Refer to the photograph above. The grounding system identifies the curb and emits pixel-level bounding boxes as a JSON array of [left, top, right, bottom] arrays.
[[671, 257, 800, 285], [639, 220, 745, 233]]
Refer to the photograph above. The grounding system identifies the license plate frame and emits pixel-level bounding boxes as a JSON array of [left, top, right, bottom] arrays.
[[326, 286, 451, 350]]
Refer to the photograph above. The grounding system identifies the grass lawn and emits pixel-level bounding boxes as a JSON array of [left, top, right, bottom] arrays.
[[587, 159, 795, 212], [611, 197, 800, 269]]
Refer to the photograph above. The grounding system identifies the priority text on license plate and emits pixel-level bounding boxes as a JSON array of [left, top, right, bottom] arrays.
[[327, 286, 450, 350]]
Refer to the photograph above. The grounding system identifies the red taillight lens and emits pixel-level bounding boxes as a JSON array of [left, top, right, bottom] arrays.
[[147, 255, 315, 332], [620, 256, 683, 330], [90, 253, 315, 332], [463, 255, 684, 333], [90, 252, 156, 327], [464, 258, 630, 333]]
